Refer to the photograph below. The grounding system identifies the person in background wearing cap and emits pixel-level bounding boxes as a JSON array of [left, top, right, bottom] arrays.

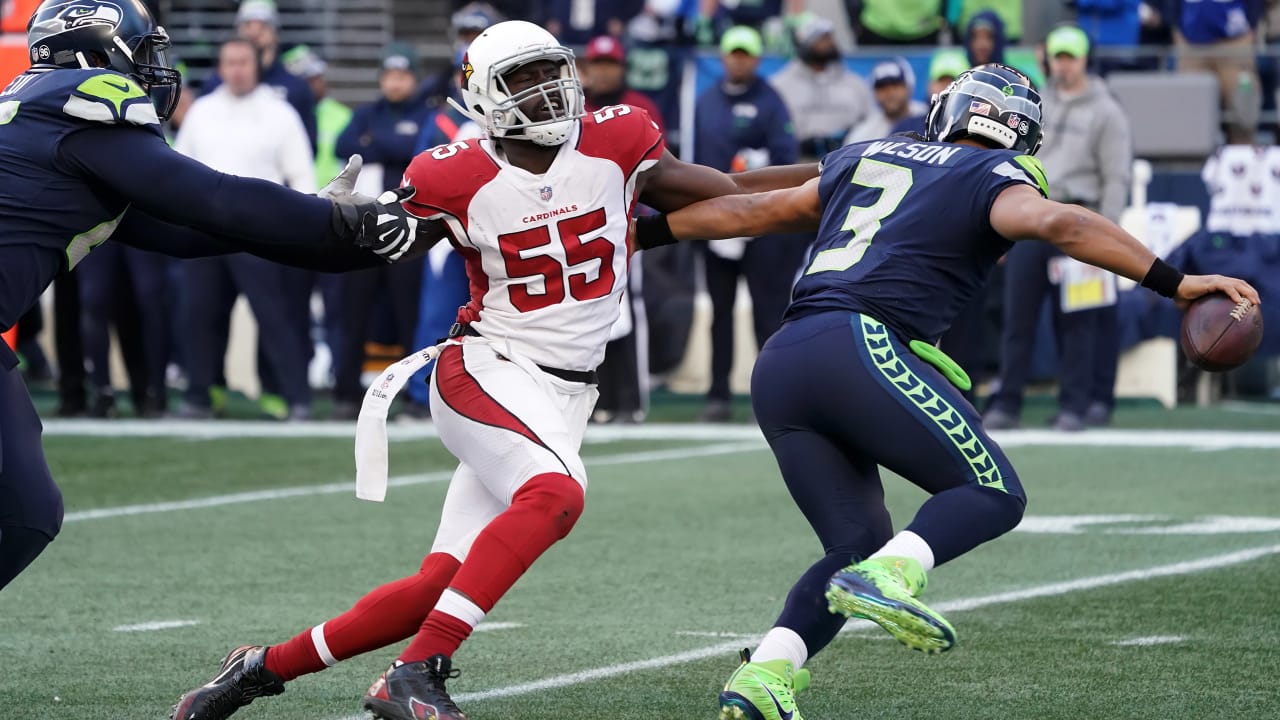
[[985, 25, 1132, 432], [694, 25, 801, 421], [853, 0, 945, 45], [890, 48, 969, 136], [770, 13, 872, 162], [330, 44, 433, 419], [844, 57, 928, 144], [203, 0, 317, 150], [418, 2, 503, 109], [173, 38, 319, 421], [582, 34, 666, 134]]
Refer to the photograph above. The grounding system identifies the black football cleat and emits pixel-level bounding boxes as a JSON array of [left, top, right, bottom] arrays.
[[363, 655, 467, 720], [171, 645, 285, 720]]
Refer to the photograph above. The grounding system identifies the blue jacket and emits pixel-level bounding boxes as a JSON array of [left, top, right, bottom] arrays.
[[336, 97, 433, 192], [693, 75, 797, 173]]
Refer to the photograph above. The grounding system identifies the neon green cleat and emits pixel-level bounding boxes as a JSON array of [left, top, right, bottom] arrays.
[[825, 556, 957, 654], [718, 649, 810, 720], [258, 393, 288, 421]]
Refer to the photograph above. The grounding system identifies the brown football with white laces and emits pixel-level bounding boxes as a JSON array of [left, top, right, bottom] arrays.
[[1179, 293, 1264, 371]]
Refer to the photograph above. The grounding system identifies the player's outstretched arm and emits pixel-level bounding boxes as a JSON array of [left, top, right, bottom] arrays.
[[57, 127, 436, 265], [634, 177, 822, 250], [638, 148, 818, 212], [990, 184, 1260, 307]]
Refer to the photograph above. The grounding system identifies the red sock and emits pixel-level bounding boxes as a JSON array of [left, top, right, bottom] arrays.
[[265, 553, 461, 681], [399, 473, 583, 661]]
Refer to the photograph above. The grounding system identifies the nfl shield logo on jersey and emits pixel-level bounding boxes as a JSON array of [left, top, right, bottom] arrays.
[[539, 185, 553, 201]]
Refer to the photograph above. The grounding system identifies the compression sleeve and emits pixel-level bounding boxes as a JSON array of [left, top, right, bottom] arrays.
[[57, 126, 338, 250]]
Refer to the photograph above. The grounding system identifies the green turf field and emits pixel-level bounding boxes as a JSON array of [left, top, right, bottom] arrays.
[[3, 424, 1279, 720]]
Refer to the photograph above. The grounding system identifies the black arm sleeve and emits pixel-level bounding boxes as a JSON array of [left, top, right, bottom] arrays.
[[57, 126, 342, 251], [112, 209, 383, 272]]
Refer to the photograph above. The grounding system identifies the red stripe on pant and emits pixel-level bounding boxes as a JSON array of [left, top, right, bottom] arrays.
[[434, 343, 547, 448]]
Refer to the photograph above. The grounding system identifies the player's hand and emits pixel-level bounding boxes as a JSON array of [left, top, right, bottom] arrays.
[[318, 155, 373, 204], [1174, 274, 1261, 310], [330, 186, 427, 262]]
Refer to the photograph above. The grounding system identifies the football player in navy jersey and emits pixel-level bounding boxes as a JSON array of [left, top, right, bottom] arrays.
[[0, 0, 436, 592], [633, 64, 1259, 720]]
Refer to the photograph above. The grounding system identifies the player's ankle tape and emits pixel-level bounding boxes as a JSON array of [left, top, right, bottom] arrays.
[[1140, 258, 1183, 298]]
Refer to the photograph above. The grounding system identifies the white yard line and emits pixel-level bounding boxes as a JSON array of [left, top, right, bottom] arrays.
[[61, 442, 763, 524], [112, 619, 201, 633], [40, 420, 1280, 449], [319, 543, 1278, 713], [473, 622, 525, 634], [1110, 635, 1186, 647]]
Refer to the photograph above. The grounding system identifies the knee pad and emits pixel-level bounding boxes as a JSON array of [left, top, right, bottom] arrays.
[[978, 484, 1027, 535], [513, 473, 584, 539]]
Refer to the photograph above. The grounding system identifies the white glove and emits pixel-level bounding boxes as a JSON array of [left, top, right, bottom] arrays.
[[319, 154, 375, 204]]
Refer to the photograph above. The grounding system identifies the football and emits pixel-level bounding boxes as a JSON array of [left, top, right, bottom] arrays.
[[1179, 293, 1264, 371]]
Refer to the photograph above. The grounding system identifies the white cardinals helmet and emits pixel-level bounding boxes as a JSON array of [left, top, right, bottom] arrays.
[[449, 20, 583, 146]]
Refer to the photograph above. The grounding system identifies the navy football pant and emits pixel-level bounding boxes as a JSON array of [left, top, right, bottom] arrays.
[[0, 365, 62, 591], [751, 311, 1026, 657]]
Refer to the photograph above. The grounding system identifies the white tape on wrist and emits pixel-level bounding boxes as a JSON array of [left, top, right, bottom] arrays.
[[354, 340, 455, 502]]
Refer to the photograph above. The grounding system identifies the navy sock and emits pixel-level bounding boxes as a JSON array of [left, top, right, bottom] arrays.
[[773, 551, 858, 659], [906, 484, 1026, 566], [0, 525, 54, 591]]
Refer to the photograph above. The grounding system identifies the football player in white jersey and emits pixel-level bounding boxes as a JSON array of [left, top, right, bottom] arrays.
[[173, 20, 817, 720]]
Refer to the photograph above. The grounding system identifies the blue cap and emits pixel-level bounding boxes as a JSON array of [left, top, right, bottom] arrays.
[[871, 57, 915, 88]]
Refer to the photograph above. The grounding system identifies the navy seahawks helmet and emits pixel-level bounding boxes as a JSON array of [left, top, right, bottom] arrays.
[[925, 63, 1043, 155], [27, 0, 182, 119]]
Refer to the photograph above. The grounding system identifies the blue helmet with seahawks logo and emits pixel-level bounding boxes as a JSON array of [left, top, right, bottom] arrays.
[[27, 0, 182, 119], [925, 63, 1043, 155]]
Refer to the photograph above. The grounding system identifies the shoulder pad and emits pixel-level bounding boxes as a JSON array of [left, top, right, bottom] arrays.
[[578, 104, 665, 174], [63, 71, 159, 127]]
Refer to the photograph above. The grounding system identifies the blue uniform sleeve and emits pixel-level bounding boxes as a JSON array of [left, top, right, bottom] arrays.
[[111, 209, 381, 271], [56, 126, 346, 253]]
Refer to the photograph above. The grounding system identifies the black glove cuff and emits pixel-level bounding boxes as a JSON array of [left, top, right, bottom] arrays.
[[1139, 257, 1184, 298], [330, 201, 359, 240], [633, 214, 678, 251]]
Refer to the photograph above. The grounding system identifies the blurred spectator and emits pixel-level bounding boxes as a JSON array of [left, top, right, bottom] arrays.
[[282, 45, 351, 186], [1174, 0, 1263, 142], [845, 57, 927, 143], [891, 49, 968, 136], [852, 0, 945, 45], [693, 26, 802, 421], [77, 238, 169, 418], [540, 0, 647, 44], [419, 3, 504, 109], [951, 0, 1022, 42], [202, 0, 318, 150], [174, 39, 316, 420], [582, 35, 667, 132], [331, 44, 432, 419], [282, 44, 351, 387], [965, 9, 1007, 66], [771, 13, 873, 160], [986, 26, 1133, 431]]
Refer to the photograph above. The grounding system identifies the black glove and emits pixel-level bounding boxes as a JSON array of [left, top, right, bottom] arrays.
[[330, 186, 426, 262]]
